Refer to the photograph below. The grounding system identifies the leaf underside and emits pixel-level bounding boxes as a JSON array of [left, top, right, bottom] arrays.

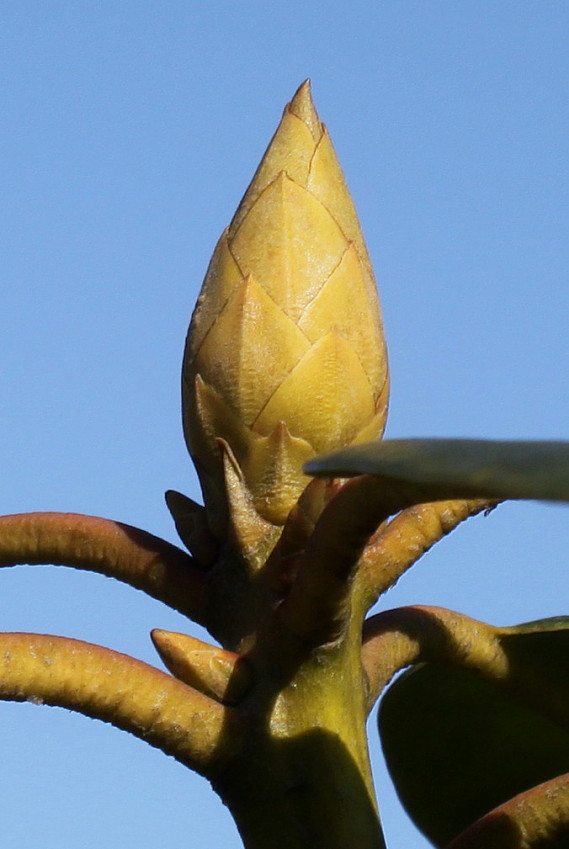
[[379, 617, 569, 847], [305, 439, 569, 503]]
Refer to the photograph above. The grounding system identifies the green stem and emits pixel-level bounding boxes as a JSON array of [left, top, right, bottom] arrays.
[[211, 613, 386, 849], [213, 734, 386, 849]]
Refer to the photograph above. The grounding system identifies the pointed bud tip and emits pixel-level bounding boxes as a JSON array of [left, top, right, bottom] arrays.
[[288, 79, 321, 141]]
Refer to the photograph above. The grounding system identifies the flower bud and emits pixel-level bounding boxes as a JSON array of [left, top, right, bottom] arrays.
[[183, 81, 388, 528]]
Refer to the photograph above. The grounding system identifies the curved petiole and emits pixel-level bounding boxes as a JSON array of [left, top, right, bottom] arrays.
[[0, 631, 230, 775], [360, 499, 495, 607], [0, 512, 206, 623], [361, 605, 507, 712], [447, 772, 569, 849]]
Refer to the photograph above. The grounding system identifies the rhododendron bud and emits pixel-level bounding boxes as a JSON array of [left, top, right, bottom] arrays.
[[183, 81, 388, 528]]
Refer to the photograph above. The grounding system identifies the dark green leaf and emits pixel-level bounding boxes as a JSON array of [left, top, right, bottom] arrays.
[[378, 617, 569, 847], [305, 439, 569, 502]]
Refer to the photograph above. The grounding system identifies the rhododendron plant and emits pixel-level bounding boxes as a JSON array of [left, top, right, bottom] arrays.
[[2, 82, 569, 849]]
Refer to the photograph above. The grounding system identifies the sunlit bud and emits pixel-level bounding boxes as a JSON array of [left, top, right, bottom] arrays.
[[183, 81, 388, 529]]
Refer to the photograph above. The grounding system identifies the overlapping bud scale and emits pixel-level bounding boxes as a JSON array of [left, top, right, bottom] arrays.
[[183, 82, 388, 527]]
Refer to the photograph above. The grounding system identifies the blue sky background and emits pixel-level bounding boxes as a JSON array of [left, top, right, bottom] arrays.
[[2, 2, 569, 847]]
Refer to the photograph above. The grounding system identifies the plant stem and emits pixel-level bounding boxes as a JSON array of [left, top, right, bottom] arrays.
[[210, 613, 386, 849]]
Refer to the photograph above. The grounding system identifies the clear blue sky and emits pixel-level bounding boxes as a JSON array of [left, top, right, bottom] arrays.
[[2, 2, 569, 847]]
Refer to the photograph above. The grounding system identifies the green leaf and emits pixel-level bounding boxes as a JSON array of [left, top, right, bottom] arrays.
[[304, 439, 569, 502], [378, 617, 569, 848]]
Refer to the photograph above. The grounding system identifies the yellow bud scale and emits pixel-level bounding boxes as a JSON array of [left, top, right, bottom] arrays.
[[183, 81, 388, 527]]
